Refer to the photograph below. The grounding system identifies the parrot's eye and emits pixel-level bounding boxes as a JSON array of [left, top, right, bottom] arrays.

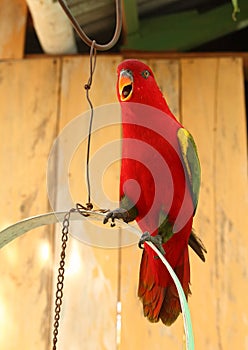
[[141, 70, 150, 79]]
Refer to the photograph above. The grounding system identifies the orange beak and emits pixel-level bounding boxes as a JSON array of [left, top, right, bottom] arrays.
[[119, 69, 133, 101]]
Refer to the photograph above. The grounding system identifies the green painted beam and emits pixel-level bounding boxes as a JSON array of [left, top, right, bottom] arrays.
[[121, 0, 248, 51], [122, 0, 139, 36]]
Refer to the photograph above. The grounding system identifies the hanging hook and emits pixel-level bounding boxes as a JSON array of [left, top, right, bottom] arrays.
[[58, 0, 122, 51]]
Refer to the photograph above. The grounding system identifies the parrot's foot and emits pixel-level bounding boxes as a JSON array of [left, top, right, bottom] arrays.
[[138, 232, 165, 256], [103, 208, 130, 227]]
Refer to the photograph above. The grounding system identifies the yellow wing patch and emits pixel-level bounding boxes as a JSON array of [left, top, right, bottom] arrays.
[[177, 127, 201, 214]]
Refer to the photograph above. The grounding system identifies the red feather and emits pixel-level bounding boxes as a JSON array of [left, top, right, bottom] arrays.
[[117, 59, 195, 325]]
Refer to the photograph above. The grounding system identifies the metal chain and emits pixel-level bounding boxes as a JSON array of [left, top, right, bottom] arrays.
[[52, 208, 75, 350]]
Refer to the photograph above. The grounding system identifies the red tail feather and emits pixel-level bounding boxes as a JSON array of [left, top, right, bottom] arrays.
[[138, 244, 190, 326]]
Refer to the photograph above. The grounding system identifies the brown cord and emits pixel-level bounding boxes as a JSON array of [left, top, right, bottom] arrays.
[[84, 41, 97, 206]]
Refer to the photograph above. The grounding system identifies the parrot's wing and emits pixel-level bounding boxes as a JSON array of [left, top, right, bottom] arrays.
[[177, 128, 201, 215]]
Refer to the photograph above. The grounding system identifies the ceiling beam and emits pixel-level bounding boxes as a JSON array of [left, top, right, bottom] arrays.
[[122, 0, 139, 38], [121, 0, 248, 51]]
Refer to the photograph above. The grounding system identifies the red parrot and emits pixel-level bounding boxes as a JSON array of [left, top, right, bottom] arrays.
[[104, 59, 206, 326]]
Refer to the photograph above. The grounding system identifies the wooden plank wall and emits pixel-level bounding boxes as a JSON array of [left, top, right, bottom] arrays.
[[52, 55, 122, 350], [0, 0, 27, 59], [0, 56, 247, 350], [0, 58, 60, 349], [181, 57, 248, 349]]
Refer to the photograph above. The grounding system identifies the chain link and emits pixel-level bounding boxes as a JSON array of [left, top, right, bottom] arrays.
[[52, 208, 75, 350], [51, 204, 109, 348]]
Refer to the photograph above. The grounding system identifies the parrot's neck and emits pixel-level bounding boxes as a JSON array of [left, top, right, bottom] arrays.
[[150, 88, 177, 120]]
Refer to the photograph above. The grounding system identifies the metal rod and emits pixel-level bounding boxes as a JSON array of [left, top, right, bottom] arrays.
[[58, 0, 122, 51]]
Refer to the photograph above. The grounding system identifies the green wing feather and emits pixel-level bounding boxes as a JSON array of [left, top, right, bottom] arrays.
[[177, 128, 201, 215]]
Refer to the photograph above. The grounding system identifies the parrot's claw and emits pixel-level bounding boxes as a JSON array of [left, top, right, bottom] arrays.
[[138, 232, 165, 256], [103, 208, 130, 227]]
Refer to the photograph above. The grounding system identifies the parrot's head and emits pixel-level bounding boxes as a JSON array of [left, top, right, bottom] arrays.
[[117, 59, 171, 113]]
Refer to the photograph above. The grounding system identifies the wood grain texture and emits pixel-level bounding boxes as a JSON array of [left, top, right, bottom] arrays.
[[0, 0, 27, 59], [181, 57, 248, 349], [214, 57, 248, 350], [52, 55, 123, 349], [181, 58, 219, 349], [0, 58, 60, 349]]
